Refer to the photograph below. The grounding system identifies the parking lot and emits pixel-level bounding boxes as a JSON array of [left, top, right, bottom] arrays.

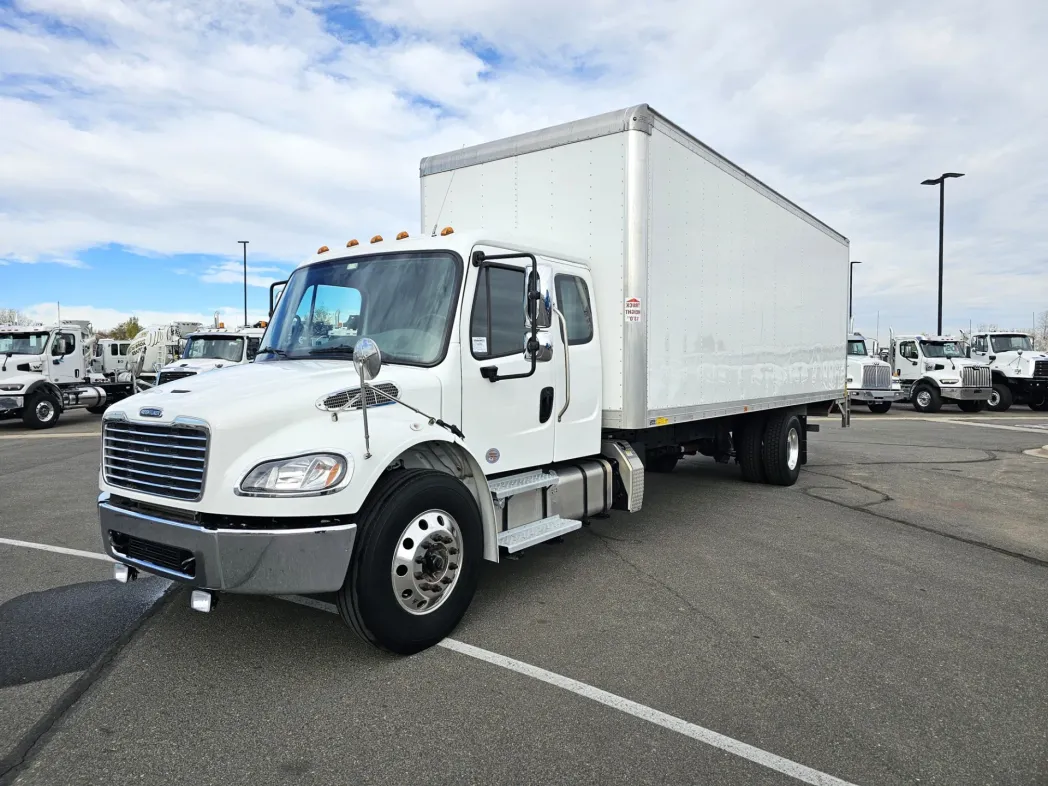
[[2, 409, 1046, 786]]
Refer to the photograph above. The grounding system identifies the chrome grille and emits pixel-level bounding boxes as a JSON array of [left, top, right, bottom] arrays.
[[861, 364, 891, 390], [961, 366, 991, 388], [157, 370, 196, 386], [1035, 360, 1048, 378], [103, 420, 208, 501], [317, 382, 399, 411]]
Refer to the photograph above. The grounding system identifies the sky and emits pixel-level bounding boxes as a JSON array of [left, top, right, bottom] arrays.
[[1, 0, 1046, 344]]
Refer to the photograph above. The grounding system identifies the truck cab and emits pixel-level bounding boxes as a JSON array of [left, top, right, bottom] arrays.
[[126, 321, 204, 388], [890, 334, 991, 413], [1, 323, 133, 428], [846, 333, 900, 413], [92, 339, 131, 380], [156, 326, 264, 386], [967, 332, 1048, 411]]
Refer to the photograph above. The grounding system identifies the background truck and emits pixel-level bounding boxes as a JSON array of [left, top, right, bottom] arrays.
[[100, 104, 849, 654], [1, 322, 134, 428], [156, 325, 264, 386], [91, 338, 131, 380], [889, 332, 991, 412], [847, 333, 900, 413], [126, 321, 203, 389], [965, 331, 1048, 411]]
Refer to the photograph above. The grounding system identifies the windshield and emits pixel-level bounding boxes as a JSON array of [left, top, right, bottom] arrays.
[[920, 341, 965, 358], [259, 251, 462, 366], [847, 340, 868, 356], [990, 335, 1033, 353], [0, 331, 50, 355], [182, 336, 244, 362]]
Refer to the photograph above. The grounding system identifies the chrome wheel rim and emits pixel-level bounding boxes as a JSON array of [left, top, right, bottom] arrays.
[[36, 400, 55, 421], [391, 509, 462, 615], [786, 427, 800, 471], [988, 390, 1000, 407], [916, 390, 931, 408]]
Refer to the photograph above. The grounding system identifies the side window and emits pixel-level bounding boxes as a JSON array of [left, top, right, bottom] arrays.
[[470, 265, 526, 359], [554, 274, 593, 345], [246, 337, 260, 361], [973, 336, 987, 353], [52, 333, 75, 356], [110, 343, 119, 356], [119, 343, 129, 356], [899, 342, 915, 360]]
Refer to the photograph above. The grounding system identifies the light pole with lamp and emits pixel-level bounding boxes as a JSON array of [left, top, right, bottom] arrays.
[[920, 172, 964, 335], [849, 259, 862, 332], [238, 241, 249, 328]]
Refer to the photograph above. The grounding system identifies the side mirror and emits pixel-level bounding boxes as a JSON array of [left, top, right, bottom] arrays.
[[525, 333, 553, 362], [353, 337, 381, 382], [527, 268, 553, 330]]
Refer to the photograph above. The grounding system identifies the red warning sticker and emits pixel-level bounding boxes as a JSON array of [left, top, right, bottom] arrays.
[[625, 297, 642, 323]]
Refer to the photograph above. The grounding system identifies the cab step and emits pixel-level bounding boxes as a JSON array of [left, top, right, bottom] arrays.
[[497, 516, 582, 553], [488, 469, 559, 500]]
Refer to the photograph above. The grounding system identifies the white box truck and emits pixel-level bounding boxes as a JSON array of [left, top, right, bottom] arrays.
[[100, 105, 849, 654]]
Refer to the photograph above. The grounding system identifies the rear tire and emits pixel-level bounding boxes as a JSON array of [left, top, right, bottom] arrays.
[[761, 412, 803, 487], [22, 392, 61, 429], [911, 384, 942, 413], [735, 417, 767, 483], [957, 400, 987, 413], [646, 453, 680, 473], [336, 468, 482, 655], [1029, 395, 1048, 412], [86, 405, 108, 415], [987, 383, 1012, 412], [867, 402, 892, 414]]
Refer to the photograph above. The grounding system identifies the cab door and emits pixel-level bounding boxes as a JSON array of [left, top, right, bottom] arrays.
[[49, 332, 81, 384], [551, 266, 602, 460], [459, 246, 559, 474]]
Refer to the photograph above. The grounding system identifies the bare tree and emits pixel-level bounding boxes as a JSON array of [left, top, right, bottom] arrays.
[[1037, 310, 1048, 351], [0, 308, 37, 326]]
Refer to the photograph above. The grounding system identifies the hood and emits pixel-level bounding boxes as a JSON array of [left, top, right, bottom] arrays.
[[107, 359, 443, 429], [160, 358, 234, 374], [0, 354, 44, 383]]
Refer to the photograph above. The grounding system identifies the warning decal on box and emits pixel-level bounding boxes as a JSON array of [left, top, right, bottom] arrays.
[[624, 297, 642, 323]]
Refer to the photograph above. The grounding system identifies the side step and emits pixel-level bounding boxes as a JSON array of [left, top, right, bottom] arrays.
[[496, 516, 582, 553], [488, 469, 559, 500]]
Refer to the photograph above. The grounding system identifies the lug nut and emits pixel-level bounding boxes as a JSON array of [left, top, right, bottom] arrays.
[[448, 563, 458, 571], [448, 547, 459, 555], [440, 576, 452, 585], [414, 572, 424, 580]]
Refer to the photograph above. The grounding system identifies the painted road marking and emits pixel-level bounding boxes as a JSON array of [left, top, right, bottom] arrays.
[[279, 596, 857, 786], [0, 431, 100, 440], [928, 419, 1048, 435], [0, 537, 112, 562], [1023, 446, 1048, 459]]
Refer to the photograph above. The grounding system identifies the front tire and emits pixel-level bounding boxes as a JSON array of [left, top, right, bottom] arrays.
[[987, 383, 1012, 412], [1029, 394, 1048, 412], [867, 402, 893, 414], [761, 412, 803, 487], [958, 400, 987, 413], [911, 384, 942, 413], [336, 469, 482, 655], [22, 392, 61, 429]]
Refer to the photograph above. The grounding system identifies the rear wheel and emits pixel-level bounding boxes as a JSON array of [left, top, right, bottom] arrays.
[[911, 384, 942, 413], [336, 468, 482, 655], [87, 404, 108, 415], [646, 453, 680, 474], [958, 400, 987, 413], [867, 402, 892, 414], [22, 391, 61, 429], [735, 417, 767, 483], [987, 383, 1012, 412], [761, 412, 803, 487], [1029, 394, 1048, 412]]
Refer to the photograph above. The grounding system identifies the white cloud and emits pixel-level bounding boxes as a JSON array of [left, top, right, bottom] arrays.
[[198, 260, 292, 287], [1, 0, 1046, 334]]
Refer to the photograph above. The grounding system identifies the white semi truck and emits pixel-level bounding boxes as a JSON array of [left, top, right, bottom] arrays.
[[91, 339, 131, 380], [156, 325, 265, 386], [965, 332, 1048, 412], [889, 333, 992, 412], [100, 105, 849, 654], [1, 322, 134, 428], [847, 333, 900, 413], [126, 321, 203, 388]]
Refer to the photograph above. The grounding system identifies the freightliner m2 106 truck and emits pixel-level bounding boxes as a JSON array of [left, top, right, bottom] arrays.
[[100, 105, 849, 654]]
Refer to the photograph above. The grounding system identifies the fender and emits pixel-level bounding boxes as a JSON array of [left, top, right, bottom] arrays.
[[917, 376, 941, 391], [990, 369, 1010, 384], [23, 379, 65, 412]]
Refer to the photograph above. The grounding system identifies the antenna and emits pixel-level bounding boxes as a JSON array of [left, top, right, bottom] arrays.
[[57, 301, 61, 326], [430, 144, 465, 236]]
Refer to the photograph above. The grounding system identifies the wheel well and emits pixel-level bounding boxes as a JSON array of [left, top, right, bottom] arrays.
[[24, 380, 64, 409], [391, 440, 498, 563], [917, 377, 940, 391], [990, 371, 1010, 384]]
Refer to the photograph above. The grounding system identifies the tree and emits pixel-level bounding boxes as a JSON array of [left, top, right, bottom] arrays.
[[1037, 310, 1048, 351], [107, 316, 143, 340], [0, 308, 36, 326]]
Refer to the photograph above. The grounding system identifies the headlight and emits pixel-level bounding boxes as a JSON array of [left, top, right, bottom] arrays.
[[0, 384, 23, 391], [939, 378, 960, 384], [238, 452, 351, 496]]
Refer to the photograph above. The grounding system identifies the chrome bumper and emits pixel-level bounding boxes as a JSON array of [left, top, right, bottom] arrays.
[[99, 500, 356, 594], [941, 387, 989, 401], [849, 389, 902, 402]]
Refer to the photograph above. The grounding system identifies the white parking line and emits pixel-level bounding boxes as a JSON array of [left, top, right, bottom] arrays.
[[0, 537, 112, 562], [0, 431, 101, 440], [926, 419, 1048, 435], [279, 595, 857, 786]]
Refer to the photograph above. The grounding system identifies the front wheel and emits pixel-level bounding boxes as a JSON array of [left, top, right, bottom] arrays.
[[867, 402, 893, 414], [336, 468, 482, 655], [987, 383, 1012, 412], [911, 385, 942, 413], [958, 400, 987, 413], [1029, 394, 1048, 412], [22, 392, 61, 429]]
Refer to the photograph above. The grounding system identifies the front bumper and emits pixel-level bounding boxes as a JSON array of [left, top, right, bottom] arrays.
[[99, 498, 356, 594], [849, 389, 901, 402], [941, 387, 989, 401], [0, 394, 24, 410]]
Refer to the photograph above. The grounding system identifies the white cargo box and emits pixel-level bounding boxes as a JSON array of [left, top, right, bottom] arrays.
[[421, 104, 849, 431]]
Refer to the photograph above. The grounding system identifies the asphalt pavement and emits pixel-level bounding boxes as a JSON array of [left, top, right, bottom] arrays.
[[1, 410, 1046, 785]]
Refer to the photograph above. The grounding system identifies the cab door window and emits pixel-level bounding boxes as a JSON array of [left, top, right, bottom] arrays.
[[554, 274, 593, 345], [470, 265, 526, 359]]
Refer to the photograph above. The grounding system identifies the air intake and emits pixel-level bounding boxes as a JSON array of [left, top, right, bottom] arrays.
[[316, 383, 399, 412]]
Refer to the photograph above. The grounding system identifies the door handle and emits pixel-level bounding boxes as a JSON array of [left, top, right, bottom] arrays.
[[539, 387, 554, 423], [552, 306, 570, 421]]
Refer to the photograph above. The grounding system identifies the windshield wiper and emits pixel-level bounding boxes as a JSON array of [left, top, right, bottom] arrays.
[[257, 346, 290, 358], [308, 346, 355, 357]]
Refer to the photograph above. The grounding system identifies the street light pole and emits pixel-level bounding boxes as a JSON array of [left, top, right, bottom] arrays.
[[921, 173, 964, 335], [238, 241, 249, 327], [849, 259, 862, 330]]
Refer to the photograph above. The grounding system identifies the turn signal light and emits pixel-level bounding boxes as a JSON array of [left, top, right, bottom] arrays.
[[347, 239, 359, 247], [396, 231, 409, 240], [371, 235, 383, 244], [317, 245, 330, 253], [440, 226, 454, 236]]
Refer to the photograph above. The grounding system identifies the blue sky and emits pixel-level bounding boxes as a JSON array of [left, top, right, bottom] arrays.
[[1, 0, 1047, 340]]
